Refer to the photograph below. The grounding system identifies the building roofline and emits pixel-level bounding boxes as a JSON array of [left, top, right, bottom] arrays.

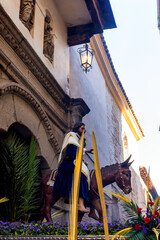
[[90, 34, 144, 140], [100, 34, 144, 138]]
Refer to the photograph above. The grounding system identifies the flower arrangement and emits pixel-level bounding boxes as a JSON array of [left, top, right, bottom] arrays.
[[104, 189, 160, 240]]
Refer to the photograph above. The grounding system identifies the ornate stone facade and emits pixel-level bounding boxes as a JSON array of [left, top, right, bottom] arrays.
[[0, 4, 90, 172]]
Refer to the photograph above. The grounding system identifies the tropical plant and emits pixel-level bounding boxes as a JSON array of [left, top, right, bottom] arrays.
[[0, 130, 41, 222], [104, 189, 160, 240]]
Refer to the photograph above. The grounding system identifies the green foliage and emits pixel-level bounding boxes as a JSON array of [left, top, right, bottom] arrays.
[[0, 130, 40, 222]]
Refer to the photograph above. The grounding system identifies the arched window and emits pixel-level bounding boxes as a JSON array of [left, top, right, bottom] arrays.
[[43, 11, 54, 63], [19, 0, 35, 31]]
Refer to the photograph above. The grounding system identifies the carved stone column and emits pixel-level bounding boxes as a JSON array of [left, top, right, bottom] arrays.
[[70, 98, 90, 129]]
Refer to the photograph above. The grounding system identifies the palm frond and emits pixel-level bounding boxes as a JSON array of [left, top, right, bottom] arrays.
[[92, 131, 109, 240], [147, 167, 150, 205], [127, 230, 155, 240], [152, 197, 160, 215], [104, 189, 132, 205], [104, 189, 141, 224], [51, 210, 63, 218], [111, 227, 133, 240], [122, 201, 140, 221], [69, 131, 84, 240], [18, 137, 40, 221], [152, 228, 160, 240], [0, 197, 9, 204], [0, 131, 40, 221]]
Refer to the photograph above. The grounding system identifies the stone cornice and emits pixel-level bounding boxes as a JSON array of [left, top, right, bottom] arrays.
[[90, 34, 144, 141], [0, 83, 61, 154], [0, 4, 70, 112], [0, 49, 69, 133]]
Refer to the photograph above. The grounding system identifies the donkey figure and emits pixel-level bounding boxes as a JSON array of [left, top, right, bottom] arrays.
[[39, 155, 133, 223]]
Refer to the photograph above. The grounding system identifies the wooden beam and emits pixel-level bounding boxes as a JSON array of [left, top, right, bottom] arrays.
[[85, 0, 116, 30], [67, 0, 116, 46], [85, 0, 103, 33], [67, 23, 99, 46]]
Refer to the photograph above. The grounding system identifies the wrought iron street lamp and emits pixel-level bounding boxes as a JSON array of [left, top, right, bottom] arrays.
[[77, 44, 94, 73]]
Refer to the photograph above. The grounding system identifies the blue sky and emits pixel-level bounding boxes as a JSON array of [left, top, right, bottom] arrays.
[[104, 0, 160, 194]]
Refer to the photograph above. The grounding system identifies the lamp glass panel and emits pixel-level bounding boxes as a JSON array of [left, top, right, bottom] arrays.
[[81, 52, 88, 65], [87, 51, 92, 65]]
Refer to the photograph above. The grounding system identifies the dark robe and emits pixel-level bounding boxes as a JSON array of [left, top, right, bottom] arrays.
[[52, 144, 88, 203]]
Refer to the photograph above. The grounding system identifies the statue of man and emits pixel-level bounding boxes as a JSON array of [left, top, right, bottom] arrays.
[[53, 122, 93, 213], [43, 15, 54, 63], [20, 0, 35, 31]]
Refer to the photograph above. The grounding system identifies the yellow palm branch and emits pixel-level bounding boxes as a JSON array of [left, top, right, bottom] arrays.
[[69, 131, 84, 240], [104, 189, 132, 206], [0, 197, 9, 203], [51, 210, 63, 218], [152, 228, 160, 240], [147, 167, 150, 205], [92, 131, 109, 240], [152, 197, 160, 215], [111, 227, 133, 240]]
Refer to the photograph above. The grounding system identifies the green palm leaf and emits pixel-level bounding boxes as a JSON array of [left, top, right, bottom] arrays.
[[111, 227, 133, 240], [127, 230, 155, 240], [105, 189, 140, 221], [0, 130, 40, 221]]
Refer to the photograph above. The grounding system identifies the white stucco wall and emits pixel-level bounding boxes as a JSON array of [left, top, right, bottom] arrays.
[[121, 115, 146, 207], [0, 0, 69, 91], [69, 44, 123, 168], [69, 43, 146, 221]]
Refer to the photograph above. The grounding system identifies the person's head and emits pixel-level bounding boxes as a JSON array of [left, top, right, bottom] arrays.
[[72, 122, 86, 136]]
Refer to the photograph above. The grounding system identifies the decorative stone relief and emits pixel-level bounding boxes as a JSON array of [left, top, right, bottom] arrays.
[[19, 0, 35, 31], [43, 15, 54, 63], [0, 5, 69, 112], [0, 83, 60, 154]]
